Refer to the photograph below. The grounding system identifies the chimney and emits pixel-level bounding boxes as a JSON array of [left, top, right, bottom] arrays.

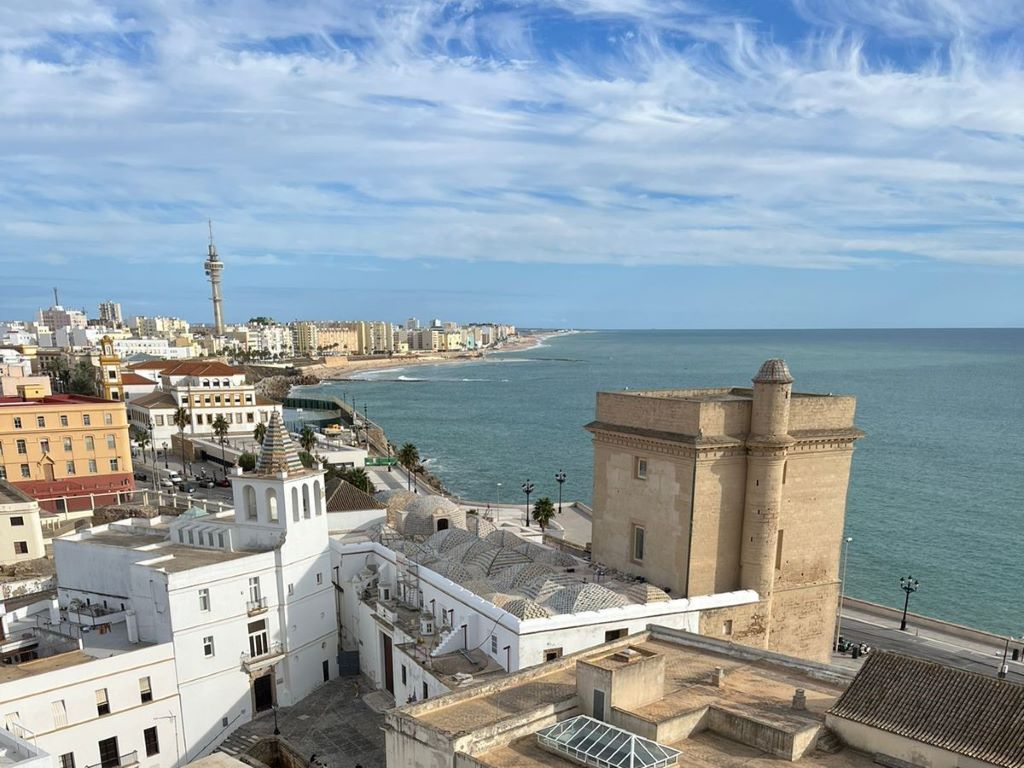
[[712, 667, 726, 688], [792, 688, 807, 710]]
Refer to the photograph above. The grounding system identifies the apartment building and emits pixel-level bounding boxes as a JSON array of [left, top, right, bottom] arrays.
[[0, 481, 45, 565], [0, 389, 134, 513], [124, 361, 280, 443]]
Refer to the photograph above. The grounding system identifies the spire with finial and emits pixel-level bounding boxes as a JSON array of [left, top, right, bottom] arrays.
[[255, 412, 306, 475]]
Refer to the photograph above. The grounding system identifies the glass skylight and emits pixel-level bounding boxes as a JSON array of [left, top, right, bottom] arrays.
[[537, 715, 681, 768]]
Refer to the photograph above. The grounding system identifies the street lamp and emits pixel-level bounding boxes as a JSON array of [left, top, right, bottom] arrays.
[[147, 419, 156, 464], [496, 482, 502, 508], [521, 480, 534, 527], [833, 537, 853, 652], [899, 575, 919, 631], [162, 442, 169, 469], [272, 704, 280, 736], [555, 470, 567, 515]]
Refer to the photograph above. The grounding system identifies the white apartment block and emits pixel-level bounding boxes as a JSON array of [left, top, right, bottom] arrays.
[[125, 362, 281, 443], [112, 340, 196, 361], [44, 415, 337, 763], [130, 318, 190, 340]]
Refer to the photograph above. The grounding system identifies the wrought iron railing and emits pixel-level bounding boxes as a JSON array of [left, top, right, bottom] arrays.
[[246, 596, 268, 614], [86, 750, 138, 768]]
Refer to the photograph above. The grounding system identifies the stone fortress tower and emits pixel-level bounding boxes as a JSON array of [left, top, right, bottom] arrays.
[[586, 359, 863, 663]]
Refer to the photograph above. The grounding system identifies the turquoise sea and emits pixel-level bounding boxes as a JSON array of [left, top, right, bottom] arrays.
[[293, 329, 1024, 635]]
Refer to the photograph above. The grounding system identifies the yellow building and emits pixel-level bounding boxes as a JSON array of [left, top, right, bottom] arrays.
[[0, 386, 134, 513]]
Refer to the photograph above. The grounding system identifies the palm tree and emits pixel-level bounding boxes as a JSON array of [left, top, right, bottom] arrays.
[[339, 467, 374, 494], [130, 426, 150, 466], [531, 497, 556, 531], [253, 422, 267, 445], [172, 406, 190, 477], [397, 443, 419, 491], [299, 425, 316, 453], [212, 415, 230, 480]]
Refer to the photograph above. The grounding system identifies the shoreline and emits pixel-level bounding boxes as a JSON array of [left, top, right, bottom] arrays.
[[304, 330, 573, 382]]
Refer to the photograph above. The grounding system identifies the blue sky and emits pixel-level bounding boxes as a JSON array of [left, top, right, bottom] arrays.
[[2, 0, 1024, 328]]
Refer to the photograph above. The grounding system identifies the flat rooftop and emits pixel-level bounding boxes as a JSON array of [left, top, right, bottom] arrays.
[[0, 393, 116, 408]]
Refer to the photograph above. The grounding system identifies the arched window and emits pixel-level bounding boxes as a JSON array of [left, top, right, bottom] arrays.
[[291, 487, 300, 522], [223, 378, 231, 387], [313, 480, 323, 516], [302, 485, 311, 519], [266, 488, 279, 522], [244, 485, 257, 520], [203, 379, 210, 387]]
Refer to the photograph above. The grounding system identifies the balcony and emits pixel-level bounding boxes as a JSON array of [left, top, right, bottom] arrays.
[[240, 642, 285, 673], [246, 596, 268, 615], [86, 751, 138, 768]]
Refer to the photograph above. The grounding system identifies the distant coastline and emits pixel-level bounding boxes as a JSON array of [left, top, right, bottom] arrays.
[[307, 330, 575, 382]]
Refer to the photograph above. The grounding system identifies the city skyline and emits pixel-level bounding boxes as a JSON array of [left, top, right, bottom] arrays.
[[3, 1, 1024, 327]]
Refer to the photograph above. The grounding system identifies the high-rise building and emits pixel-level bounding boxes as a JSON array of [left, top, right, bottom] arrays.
[[585, 359, 863, 663], [37, 304, 87, 331], [405, 317, 420, 330], [97, 300, 123, 326]]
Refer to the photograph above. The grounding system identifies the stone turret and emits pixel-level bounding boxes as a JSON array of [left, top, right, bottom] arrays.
[[740, 359, 795, 614]]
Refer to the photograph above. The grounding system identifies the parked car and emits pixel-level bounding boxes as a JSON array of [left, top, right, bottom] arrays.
[[179, 482, 197, 494], [159, 477, 174, 488], [196, 477, 215, 489], [168, 471, 183, 484], [133, 470, 147, 481], [215, 477, 231, 487]]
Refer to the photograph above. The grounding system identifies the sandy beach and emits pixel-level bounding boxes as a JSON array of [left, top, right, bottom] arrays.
[[304, 331, 570, 381]]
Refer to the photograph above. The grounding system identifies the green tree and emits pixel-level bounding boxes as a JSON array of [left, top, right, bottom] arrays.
[[299, 425, 317, 453], [328, 466, 374, 494], [531, 497, 556, 531], [253, 422, 267, 445], [397, 442, 419, 491], [130, 425, 151, 462], [298, 451, 315, 468], [172, 406, 190, 477], [238, 451, 257, 472], [45, 357, 71, 393], [212, 415, 230, 480], [68, 360, 97, 396]]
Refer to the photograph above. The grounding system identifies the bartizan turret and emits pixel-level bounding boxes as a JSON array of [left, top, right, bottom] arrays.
[[740, 359, 796, 622]]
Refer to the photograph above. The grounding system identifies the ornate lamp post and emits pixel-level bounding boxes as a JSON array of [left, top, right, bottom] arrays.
[[555, 470, 567, 515], [899, 575, 919, 631], [521, 480, 534, 527]]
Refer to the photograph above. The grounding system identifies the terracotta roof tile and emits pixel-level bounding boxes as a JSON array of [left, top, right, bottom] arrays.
[[828, 651, 1024, 768], [129, 392, 178, 409], [129, 360, 242, 377]]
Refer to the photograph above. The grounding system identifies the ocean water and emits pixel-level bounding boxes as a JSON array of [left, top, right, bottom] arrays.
[[292, 329, 1024, 634]]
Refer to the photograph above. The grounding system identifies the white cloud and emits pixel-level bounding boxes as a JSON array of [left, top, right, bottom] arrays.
[[1, 0, 1024, 277]]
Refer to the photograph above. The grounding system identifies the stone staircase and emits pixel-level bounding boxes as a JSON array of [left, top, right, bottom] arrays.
[[217, 729, 263, 758], [431, 624, 466, 657], [816, 728, 845, 754]]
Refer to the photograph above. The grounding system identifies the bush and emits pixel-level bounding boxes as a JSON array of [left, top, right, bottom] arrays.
[[238, 452, 257, 472]]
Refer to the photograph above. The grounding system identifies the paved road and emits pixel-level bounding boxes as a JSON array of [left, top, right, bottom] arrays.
[[839, 613, 1024, 683]]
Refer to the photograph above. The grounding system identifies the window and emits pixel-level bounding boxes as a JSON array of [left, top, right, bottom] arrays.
[[144, 726, 159, 757], [10, 516, 24, 526], [139, 677, 152, 702], [19, 465, 30, 479], [59, 753, 75, 768], [88, 459, 97, 473], [217, 532, 225, 548], [422, 682, 429, 700], [490, 635, 498, 654], [60, 415, 69, 427], [97, 737, 118, 768], [247, 413, 255, 423], [635, 457, 648, 480], [109, 458, 119, 472], [63, 437, 72, 451], [544, 648, 563, 662], [36, 416, 45, 428], [248, 576, 261, 603], [631, 525, 645, 563], [287, 583, 294, 595], [95, 688, 110, 716], [203, 636, 215, 657], [0, 468, 5, 480], [401, 665, 407, 685], [103, 412, 113, 425], [16, 439, 26, 454], [106, 435, 116, 450], [604, 628, 627, 642], [51, 699, 68, 728], [248, 620, 269, 657], [14, 542, 29, 555], [722, 619, 733, 636], [66, 461, 76, 475], [40, 438, 50, 453], [13, 417, 22, 429], [83, 414, 91, 426], [187, 530, 194, 545], [154, 415, 164, 426], [85, 436, 94, 450], [316, 572, 323, 585], [199, 588, 210, 611], [776, 530, 784, 570]]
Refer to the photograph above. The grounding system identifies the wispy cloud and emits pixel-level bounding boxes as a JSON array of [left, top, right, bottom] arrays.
[[2, 0, 1024, 296]]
